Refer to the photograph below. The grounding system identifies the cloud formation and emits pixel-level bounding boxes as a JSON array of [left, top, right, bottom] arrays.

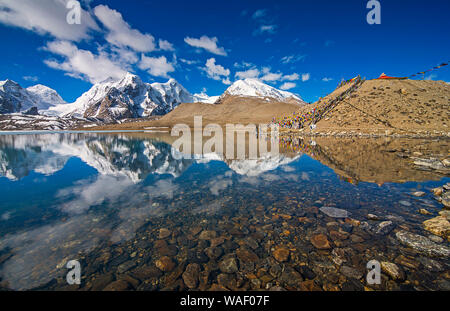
[[281, 54, 307, 64], [302, 73, 311, 82], [44, 40, 127, 83], [138, 54, 175, 78], [158, 39, 175, 51], [203, 58, 231, 84], [254, 25, 277, 36], [280, 82, 296, 90], [235, 68, 260, 80], [184, 35, 227, 56], [0, 0, 99, 41], [94, 5, 156, 52]]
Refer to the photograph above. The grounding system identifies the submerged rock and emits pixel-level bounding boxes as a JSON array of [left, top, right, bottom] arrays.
[[399, 201, 412, 207], [367, 214, 381, 221], [155, 256, 176, 272], [102, 280, 131, 291], [182, 263, 200, 289], [373, 221, 395, 235], [310, 234, 331, 249], [117, 261, 137, 274], [158, 228, 171, 239], [319, 207, 349, 218], [423, 216, 450, 241], [432, 187, 443, 196], [418, 208, 432, 215], [412, 191, 426, 197], [219, 257, 238, 274], [413, 158, 445, 170], [340, 266, 363, 280], [381, 262, 405, 281], [272, 248, 290, 262], [199, 230, 217, 240], [395, 230, 450, 257]]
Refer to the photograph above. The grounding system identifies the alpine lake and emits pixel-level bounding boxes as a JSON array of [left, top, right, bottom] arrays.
[[0, 131, 449, 291]]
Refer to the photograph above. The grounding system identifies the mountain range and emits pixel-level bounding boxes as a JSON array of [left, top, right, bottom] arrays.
[[0, 73, 304, 124]]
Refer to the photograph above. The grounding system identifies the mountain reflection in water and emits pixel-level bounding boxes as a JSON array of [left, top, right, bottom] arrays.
[[0, 133, 448, 291]]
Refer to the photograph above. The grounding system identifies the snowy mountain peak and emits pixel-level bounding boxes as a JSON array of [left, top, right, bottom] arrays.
[[193, 92, 220, 104], [223, 78, 303, 102], [0, 79, 21, 90], [26, 84, 67, 111], [116, 72, 143, 89]]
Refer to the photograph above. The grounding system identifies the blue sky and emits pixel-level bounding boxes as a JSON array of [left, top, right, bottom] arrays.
[[0, 0, 449, 103]]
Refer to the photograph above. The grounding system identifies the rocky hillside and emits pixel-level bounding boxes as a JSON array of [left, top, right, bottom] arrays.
[[291, 79, 449, 137], [157, 95, 305, 127]]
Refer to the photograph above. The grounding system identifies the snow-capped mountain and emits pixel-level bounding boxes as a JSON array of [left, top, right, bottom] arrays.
[[0, 79, 66, 114], [53, 73, 196, 122], [193, 92, 220, 104], [221, 78, 304, 103], [26, 84, 67, 112]]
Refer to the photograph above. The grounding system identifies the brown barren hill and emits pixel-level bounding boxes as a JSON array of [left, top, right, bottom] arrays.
[[154, 95, 304, 127], [284, 79, 450, 136]]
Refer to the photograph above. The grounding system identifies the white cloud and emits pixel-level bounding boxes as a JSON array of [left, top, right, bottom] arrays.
[[254, 25, 277, 36], [280, 82, 296, 90], [322, 77, 333, 82], [281, 54, 306, 64], [138, 54, 175, 78], [234, 61, 254, 69], [302, 73, 310, 82], [158, 39, 175, 51], [179, 58, 198, 65], [235, 68, 260, 80], [108, 46, 139, 65], [282, 73, 300, 81], [0, 0, 99, 41], [252, 9, 268, 20], [94, 5, 156, 52], [43, 40, 127, 83], [23, 76, 39, 82], [234, 66, 299, 84], [203, 58, 230, 84], [260, 72, 282, 82], [184, 36, 227, 56]]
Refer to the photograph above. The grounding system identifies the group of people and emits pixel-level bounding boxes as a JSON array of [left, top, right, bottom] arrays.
[[271, 76, 364, 130]]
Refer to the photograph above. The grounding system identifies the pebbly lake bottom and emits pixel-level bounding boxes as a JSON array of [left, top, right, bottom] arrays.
[[0, 133, 448, 291]]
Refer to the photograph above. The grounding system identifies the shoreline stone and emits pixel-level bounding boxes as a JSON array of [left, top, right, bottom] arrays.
[[395, 230, 450, 257], [319, 207, 349, 218], [310, 234, 331, 249]]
